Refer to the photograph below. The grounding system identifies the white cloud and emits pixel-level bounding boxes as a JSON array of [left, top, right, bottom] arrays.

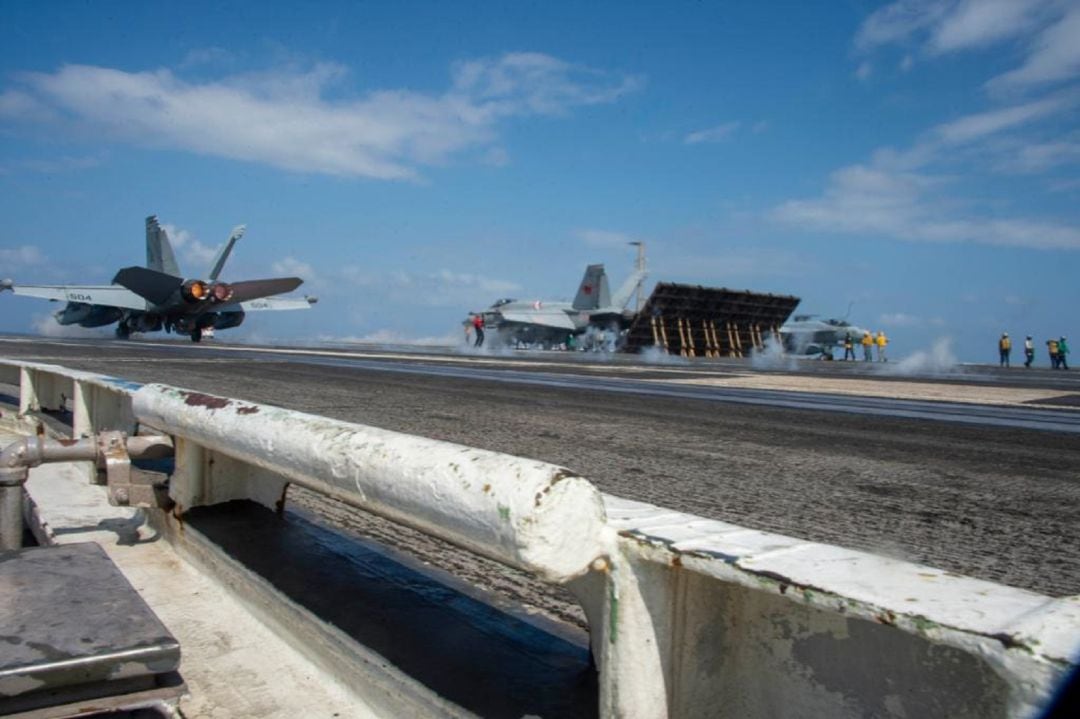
[[773, 162, 1080, 249], [989, 6, 1080, 90], [0, 245, 46, 268], [855, 0, 1047, 54], [775, 61, 1080, 251], [929, 0, 1046, 53], [1003, 294, 1032, 307], [853, 0, 1078, 90], [863, 90, 1079, 177], [161, 223, 219, 272], [272, 257, 317, 282], [855, 61, 874, 81], [1008, 140, 1080, 173], [451, 53, 643, 116], [860, 91, 1077, 176], [0, 53, 642, 180], [0, 89, 55, 122], [684, 122, 740, 144], [854, 0, 951, 52], [933, 94, 1071, 144]]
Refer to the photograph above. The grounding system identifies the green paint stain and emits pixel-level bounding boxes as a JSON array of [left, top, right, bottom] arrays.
[[912, 615, 938, 635]]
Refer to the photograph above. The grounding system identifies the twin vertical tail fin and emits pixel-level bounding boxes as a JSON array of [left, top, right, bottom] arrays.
[[208, 225, 245, 280], [145, 215, 247, 281], [145, 216, 181, 277], [572, 264, 611, 310]]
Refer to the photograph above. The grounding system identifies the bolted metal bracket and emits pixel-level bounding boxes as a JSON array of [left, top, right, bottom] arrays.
[[1, 431, 174, 548], [95, 431, 172, 509]]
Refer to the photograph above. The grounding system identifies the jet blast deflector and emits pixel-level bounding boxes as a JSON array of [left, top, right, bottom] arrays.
[[621, 283, 800, 357]]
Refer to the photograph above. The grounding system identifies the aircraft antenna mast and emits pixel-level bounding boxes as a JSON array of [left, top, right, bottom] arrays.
[[629, 241, 646, 312]]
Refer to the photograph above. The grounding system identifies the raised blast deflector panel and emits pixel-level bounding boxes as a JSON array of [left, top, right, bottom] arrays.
[[622, 282, 801, 356]]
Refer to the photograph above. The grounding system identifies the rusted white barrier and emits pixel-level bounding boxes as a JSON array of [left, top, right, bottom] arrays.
[[589, 496, 1079, 718], [0, 361, 137, 437], [133, 382, 608, 583], [2, 359, 1078, 718]]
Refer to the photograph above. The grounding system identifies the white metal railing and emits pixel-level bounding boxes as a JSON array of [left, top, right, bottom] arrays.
[[2, 358, 1077, 718]]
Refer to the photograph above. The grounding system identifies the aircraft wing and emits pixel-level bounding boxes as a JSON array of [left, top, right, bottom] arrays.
[[236, 296, 317, 312], [499, 309, 578, 331], [228, 277, 303, 303], [1, 282, 147, 311]]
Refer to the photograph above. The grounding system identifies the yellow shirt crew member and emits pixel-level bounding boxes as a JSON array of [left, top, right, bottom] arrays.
[[875, 331, 888, 362], [861, 332, 873, 362]]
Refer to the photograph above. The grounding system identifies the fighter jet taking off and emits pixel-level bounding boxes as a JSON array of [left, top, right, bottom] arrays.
[[472, 251, 648, 349], [1, 215, 317, 341]]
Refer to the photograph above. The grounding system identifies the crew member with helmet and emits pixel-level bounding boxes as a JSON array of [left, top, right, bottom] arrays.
[[861, 331, 873, 362], [1047, 337, 1060, 368], [998, 332, 1011, 367], [875, 331, 888, 362]]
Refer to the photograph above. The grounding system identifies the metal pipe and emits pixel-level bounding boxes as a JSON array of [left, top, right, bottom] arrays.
[[0, 468, 27, 551], [126, 435, 174, 459], [0, 486, 22, 551], [0, 434, 174, 550]]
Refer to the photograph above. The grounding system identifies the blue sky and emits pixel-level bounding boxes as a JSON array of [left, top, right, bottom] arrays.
[[1, 0, 1078, 362]]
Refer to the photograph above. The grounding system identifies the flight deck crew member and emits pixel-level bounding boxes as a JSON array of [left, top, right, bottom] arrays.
[[1047, 338, 1060, 368], [472, 313, 485, 347], [843, 332, 855, 361], [1059, 336, 1070, 370], [875, 331, 888, 362], [999, 333, 1011, 367], [861, 331, 873, 362], [1024, 336, 1035, 367]]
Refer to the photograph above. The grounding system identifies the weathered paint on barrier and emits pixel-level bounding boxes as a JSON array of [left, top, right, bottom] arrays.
[[2, 358, 1078, 718], [594, 495, 1079, 718], [132, 382, 610, 584]]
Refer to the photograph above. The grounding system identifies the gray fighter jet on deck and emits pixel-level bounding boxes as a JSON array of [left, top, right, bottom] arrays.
[[474, 263, 647, 348], [780, 314, 870, 358], [1, 215, 316, 341]]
